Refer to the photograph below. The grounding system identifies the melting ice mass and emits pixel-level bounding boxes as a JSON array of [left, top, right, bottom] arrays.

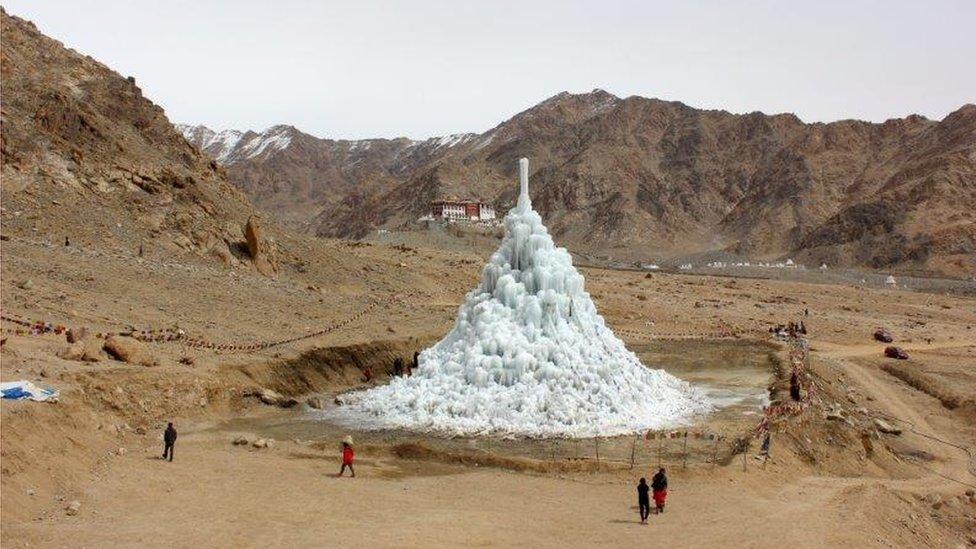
[[334, 158, 711, 437]]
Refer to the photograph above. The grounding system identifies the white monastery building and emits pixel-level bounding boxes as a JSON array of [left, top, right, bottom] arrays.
[[430, 199, 496, 222]]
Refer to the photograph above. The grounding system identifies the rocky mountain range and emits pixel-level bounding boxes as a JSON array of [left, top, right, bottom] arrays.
[[181, 91, 976, 277]]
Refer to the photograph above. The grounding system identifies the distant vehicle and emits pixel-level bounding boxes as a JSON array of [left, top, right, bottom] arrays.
[[884, 346, 909, 360], [873, 328, 894, 343]]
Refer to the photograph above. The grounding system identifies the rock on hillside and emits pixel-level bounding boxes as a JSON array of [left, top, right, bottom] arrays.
[[185, 89, 976, 277], [0, 10, 256, 262]]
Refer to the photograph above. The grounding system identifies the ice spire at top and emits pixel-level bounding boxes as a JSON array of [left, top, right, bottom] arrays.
[[517, 157, 530, 211]]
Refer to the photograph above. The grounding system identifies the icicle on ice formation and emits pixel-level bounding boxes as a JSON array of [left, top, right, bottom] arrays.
[[335, 158, 711, 437]]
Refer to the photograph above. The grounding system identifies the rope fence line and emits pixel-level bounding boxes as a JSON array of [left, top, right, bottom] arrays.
[[614, 320, 749, 341], [756, 336, 819, 431], [5, 300, 756, 350], [0, 291, 414, 353]]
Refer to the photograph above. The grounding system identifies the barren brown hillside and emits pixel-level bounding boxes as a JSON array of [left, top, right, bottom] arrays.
[[0, 9, 262, 265]]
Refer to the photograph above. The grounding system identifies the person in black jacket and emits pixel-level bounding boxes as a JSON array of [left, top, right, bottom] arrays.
[[163, 422, 177, 462], [790, 370, 801, 401], [637, 478, 651, 524], [651, 468, 668, 513]]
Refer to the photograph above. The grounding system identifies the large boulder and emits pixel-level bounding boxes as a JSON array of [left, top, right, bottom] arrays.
[[243, 215, 277, 277], [58, 338, 102, 362], [58, 328, 102, 362], [873, 328, 894, 343], [66, 326, 88, 344], [64, 500, 81, 516], [884, 346, 909, 360], [103, 335, 157, 367], [248, 388, 299, 408], [257, 388, 284, 406], [210, 240, 238, 267], [874, 418, 903, 435]]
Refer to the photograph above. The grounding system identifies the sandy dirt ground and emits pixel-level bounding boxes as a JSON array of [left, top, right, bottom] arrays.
[[2, 234, 975, 547]]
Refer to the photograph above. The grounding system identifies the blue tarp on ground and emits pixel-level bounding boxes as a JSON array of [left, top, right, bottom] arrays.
[[0, 380, 59, 402]]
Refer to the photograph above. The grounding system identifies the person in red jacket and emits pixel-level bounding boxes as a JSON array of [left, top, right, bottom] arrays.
[[338, 435, 355, 477], [651, 468, 668, 513]]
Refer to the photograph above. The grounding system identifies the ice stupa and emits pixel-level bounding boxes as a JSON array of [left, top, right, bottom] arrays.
[[335, 158, 710, 437]]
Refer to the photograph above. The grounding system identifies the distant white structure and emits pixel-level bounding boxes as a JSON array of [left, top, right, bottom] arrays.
[[820, 263, 828, 270], [430, 199, 496, 222], [785, 258, 795, 267], [678, 263, 693, 270], [884, 275, 897, 288]]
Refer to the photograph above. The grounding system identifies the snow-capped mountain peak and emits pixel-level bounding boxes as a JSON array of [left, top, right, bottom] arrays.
[[177, 124, 297, 163]]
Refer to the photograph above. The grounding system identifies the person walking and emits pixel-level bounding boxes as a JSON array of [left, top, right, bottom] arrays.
[[790, 370, 801, 401], [411, 351, 419, 376], [162, 422, 177, 462], [338, 435, 355, 477], [651, 468, 668, 514], [393, 357, 404, 377], [637, 478, 651, 524]]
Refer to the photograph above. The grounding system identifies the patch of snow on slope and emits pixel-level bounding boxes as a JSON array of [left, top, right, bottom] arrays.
[[474, 131, 495, 150], [590, 94, 620, 115], [433, 133, 476, 149], [239, 126, 293, 159], [209, 130, 245, 162], [176, 124, 245, 164]]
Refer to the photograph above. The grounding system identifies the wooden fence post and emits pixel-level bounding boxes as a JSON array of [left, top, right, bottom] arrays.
[[682, 432, 689, 469], [630, 435, 638, 469]]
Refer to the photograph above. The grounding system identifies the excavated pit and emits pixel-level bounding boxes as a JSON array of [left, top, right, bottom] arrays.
[[212, 338, 778, 469]]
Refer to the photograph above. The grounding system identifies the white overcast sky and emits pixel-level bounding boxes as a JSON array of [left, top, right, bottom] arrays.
[[5, 0, 975, 139]]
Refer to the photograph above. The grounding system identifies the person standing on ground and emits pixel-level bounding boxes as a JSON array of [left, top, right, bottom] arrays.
[[162, 422, 177, 462], [760, 431, 771, 458], [338, 436, 355, 477], [411, 351, 419, 376], [393, 356, 404, 377], [790, 370, 801, 401], [651, 468, 668, 514], [637, 477, 651, 524]]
